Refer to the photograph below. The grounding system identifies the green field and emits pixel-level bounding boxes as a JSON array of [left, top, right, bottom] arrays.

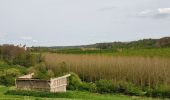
[[0, 86, 168, 100], [54, 48, 170, 58]]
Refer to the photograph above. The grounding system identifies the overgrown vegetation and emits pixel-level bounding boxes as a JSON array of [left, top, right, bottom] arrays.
[[0, 61, 27, 86], [44, 53, 170, 98], [44, 54, 170, 85], [0, 37, 170, 98], [0, 44, 41, 67], [0, 44, 41, 86], [66, 73, 170, 98]]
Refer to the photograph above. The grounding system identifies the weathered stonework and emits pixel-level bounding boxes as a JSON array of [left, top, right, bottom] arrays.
[[16, 73, 70, 92]]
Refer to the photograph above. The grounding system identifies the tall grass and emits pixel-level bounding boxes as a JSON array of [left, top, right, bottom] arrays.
[[43, 53, 170, 88]]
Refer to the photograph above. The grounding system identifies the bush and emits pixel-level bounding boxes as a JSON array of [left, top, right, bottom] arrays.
[[29, 63, 54, 80], [146, 84, 170, 98], [95, 80, 144, 96], [0, 68, 21, 86], [79, 82, 97, 93], [95, 79, 114, 93], [112, 81, 144, 96], [0, 75, 13, 86], [67, 72, 82, 90]]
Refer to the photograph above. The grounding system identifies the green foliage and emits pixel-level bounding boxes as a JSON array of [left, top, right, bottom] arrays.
[[30, 63, 53, 80], [6, 68, 21, 77], [146, 84, 170, 98], [29, 62, 69, 79], [67, 72, 82, 90], [79, 82, 97, 93], [114, 81, 144, 96], [95, 80, 114, 93], [0, 68, 21, 86], [54, 48, 170, 57], [67, 73, 97, 92], [25, 53, 42, 67], [95, 80, 145, 96], [0, 61, 27, 86]]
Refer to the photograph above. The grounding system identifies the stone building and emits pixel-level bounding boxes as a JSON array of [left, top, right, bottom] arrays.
[[15, 73, 70, 92]]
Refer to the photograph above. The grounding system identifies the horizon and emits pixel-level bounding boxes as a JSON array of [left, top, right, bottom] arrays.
[[1, 36, 168, 47], [0, 0, 170, 46]]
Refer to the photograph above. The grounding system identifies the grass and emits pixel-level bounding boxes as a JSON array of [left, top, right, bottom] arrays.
[[44, 53, 170, 87], [54, 48, 170, 58], [0, 85, 167, 100]]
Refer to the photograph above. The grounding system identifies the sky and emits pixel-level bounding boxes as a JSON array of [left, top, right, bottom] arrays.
[[0, 0, 170, 46]]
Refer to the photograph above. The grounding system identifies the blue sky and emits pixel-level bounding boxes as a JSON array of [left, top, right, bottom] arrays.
[[0, 0, 170, 46]]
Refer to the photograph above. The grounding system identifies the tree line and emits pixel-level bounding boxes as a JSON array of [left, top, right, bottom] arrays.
[[0, 44, 41, 67]]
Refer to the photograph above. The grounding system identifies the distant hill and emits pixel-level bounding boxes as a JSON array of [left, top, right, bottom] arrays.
[[31, 37, 170, 52]]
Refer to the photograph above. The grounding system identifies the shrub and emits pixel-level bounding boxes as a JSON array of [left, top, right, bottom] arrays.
[[124, 83, 144, 96], [32, 63, 49, 79], [95, 80, 144, 96], [0, 68, 21, 86], [6, 68, 21, 77], [67, 72, 82, 90], [95, 79, 114, 93], [0, 75, 12, 86], [111, 81, 144, 96], [79, 82, 97, 93], [29, 63, 55, 80], [148, 84, 170, 98]]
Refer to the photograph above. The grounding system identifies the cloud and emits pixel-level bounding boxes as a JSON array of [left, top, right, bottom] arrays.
[[20, 36, 33, 40], [158, 8, 170, 14], [137, 8, 170, 19]]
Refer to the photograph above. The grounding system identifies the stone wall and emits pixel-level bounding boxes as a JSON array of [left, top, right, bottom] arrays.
[[16, 74, 70, 92]]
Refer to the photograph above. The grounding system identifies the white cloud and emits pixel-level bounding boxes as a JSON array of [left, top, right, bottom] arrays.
[[138, 8, 170, 18], [158, 8, 170, 14], [20, 36, 33, 40], [138, 10, 154, 16]]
